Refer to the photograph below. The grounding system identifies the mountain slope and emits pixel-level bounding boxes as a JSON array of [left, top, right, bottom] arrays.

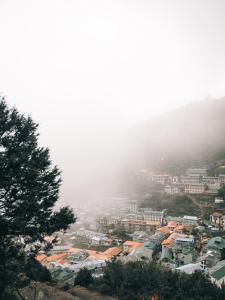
[[132, 97, 225, 174]]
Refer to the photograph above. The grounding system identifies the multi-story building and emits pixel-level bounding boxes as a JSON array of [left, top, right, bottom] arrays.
[[122, 199, 139, 213], [96, 215, 121, 232], [183, 215, 199, 226], [181, 175, 202, 185], [164, 185, 180, 195], [151, 174, 171, 185], [186, 168, 207, 176], [184, 183, 205, 194], [202, 177, 219, 185], [121, 219, 159, 234], [121, 210, 165, 234], [142, 210, 165, 223]]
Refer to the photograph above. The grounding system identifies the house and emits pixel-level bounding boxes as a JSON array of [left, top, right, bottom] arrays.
[[50, 245, 70, 254], [166, 216, 183, 224], [123, 241, 144, 253], [207, 237, 225, 251], [132, 231, 151, 242], [167, 221, 177, 231], [103, 247, 122, 259], [215, 197, 224, 204], [174, 225, 185, 234], [67, 250, 89, 263], [118, 246, 153, 263], [176, 263, 203, 274], [183, 215, 199, 226], [175, 237, 194, 248], [199, 250, 221, 269], [156, 226, 171, 236], [209, 260, 225, 287], [91, 236, 102, 245], [161, 233, 189, 249], [129, 246, 153, 261], [210, 211, 225, 229], [160, 247, 174, 265]]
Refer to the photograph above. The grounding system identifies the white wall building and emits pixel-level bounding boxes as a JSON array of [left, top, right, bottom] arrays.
[[184, 183, 205, 194]]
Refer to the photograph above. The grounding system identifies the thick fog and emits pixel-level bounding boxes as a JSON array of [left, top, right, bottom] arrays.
[[1, 0, 225, 207]]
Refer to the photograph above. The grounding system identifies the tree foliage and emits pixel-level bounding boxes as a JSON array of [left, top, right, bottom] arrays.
[[92, 261, 225, 300], [74, 268, 93, 287], [0, 98, 76, 297]]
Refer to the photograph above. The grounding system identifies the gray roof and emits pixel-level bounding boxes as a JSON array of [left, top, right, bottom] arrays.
[[176, 263, 203, 274], [129, 247, 153, 260], [209, 260, 225, 281]]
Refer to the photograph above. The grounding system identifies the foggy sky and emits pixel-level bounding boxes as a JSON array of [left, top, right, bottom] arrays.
[[1, 0, 225, 206]]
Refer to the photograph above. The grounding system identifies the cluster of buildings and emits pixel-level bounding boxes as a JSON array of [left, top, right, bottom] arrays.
[[37, 210, 225, 288], [36, 245, 122, 286], [34, 166, 225, 288], [149, 168, 225, 195]]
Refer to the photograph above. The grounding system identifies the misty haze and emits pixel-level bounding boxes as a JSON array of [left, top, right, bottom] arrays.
[[1, 1, 225, 300]]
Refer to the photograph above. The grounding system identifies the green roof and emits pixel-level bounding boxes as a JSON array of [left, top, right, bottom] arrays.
[[207, 237, 225, 250], [211, 266, 225, 280], [145, 241, 158, 250]]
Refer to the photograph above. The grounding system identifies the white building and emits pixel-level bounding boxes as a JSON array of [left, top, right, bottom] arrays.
[[181, 175, 202, 185], [151, 174, 171, 185], [186, 168, 207, 176], [210, 211, 225, 229], [184, 183, 205, 194], [164, 185, 179, 195], [183, 215, 199, 226]]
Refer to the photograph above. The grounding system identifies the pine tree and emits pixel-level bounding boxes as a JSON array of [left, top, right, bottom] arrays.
[[0, 97, 76, 297]]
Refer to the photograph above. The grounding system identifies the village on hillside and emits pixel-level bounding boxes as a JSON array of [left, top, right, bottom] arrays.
[[36, 168, 225, 289]]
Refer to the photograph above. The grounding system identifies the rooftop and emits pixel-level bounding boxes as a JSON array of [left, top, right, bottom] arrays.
[[123, 241, 144, 248], [209, 260, 225, 281]]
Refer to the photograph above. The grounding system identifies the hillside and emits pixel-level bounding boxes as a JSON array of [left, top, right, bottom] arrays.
[[131, 97, 225, 174], [17, 283, 117, 300]]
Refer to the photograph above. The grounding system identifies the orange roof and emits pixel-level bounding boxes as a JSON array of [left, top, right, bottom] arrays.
[[167, 221, 177, 228], [123, 241, 144, 248], [68, 247, 84, 253], [103, 247, 122, 257], [157, 226, 170, 234], [175, 225, 184, 231], [36, 254, 47, 262], [88, 253, 108, 260], [162, 238, 174, 247], [45, 253, 68, 262], [162, 233, 189, 247], [59, 259, 65, 264]]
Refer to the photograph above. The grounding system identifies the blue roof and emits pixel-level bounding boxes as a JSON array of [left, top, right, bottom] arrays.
[[176, 238, 194, 243]]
